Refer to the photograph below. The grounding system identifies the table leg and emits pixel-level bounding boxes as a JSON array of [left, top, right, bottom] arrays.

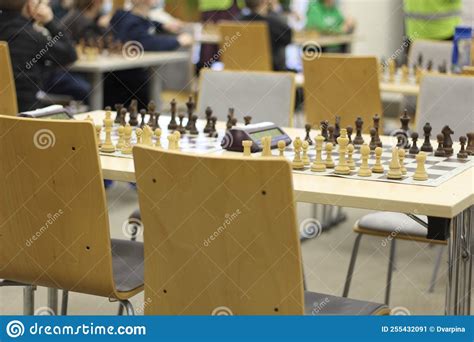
[[150, 66, 163, 111], [89, 72, 104, 110], [47, 288, 58, 315], [445, 205, 472, 315]]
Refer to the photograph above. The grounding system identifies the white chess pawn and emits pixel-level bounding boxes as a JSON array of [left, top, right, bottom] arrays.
[[277, 140, 286, 157], [154, 128, 162, 148], [302, 141, 310, 165], [136, 128, 143, 145], [347, 144, 355, 170], [372, 147, 384, 173], [116, 125, 125, 150], [413, 152, 428, 181], [292, 137, 305, 170], [325, 142, 335, 168], [398, 148, 407, 174], [95, 125, 102, 148], [358, 144, 372, 177], [121, 124, 133, 155]]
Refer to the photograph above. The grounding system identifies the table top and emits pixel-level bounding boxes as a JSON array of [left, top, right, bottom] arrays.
[[69, 51, 190, 73], [77, 111, 473, 218]]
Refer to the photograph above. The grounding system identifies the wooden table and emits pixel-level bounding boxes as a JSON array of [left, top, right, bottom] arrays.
[[77, 111, 474, 315], [69, 51, 191, 110]]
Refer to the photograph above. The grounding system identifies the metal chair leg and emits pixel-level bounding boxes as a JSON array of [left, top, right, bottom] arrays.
[[61, 291, 69, 315], [118, 303, 124, 316], [343, 234, 363, 297], [385, 239, 397, 305], [428, 245, 445, 293], [119, 300, 135, 316], [23, 286, 35, 315]]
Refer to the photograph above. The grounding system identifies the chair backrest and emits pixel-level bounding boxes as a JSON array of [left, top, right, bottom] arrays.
[[0, 115, 119, 298], [415, 74, 474, 135], [133, 147, 304, 315], [303, 55, 382, 132], [408, 39, 453, 71], [0, 42, 19, 116], [197, 69, 296, 126], [218, 22, 272, 71]]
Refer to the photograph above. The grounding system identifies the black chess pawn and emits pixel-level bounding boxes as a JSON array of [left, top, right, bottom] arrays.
[[203, 107, 213, 133], [353, 117, 364, 145], [417, 53, 423, 68], [139, 109, 147, 128], [209, 116, 218, 138], [400, 109, 410, 132], [177, 114, 186, 134], [466, 132, 474, 155], [189, 114, 199, 135], [334, 116, 341, 140], [427, 60, 433, 72], [421, 122, 433, 153], [457, 136, 468, 159], [327, 125, 336, 144], [244, 116, 252, 126], [409, 132, 420, 154], [304, 124, 313, 145], [119, 108, 127, 126], [168, 99, 178, 130], [373, 114, 382, 147], [114, 104, 123, 123], [153, 112, 160, 130], [369, 128, 377, 151], [231, 118, 237, 128], [438, 60, 447, 74], [185, 96, 195, 131], [147, 101, 156, 127], [442, 125, 454, 156], [226, 108, 235, 130], [128, 102, 139, 126], [346, 126, 353, 144], [320, 120, 329, 142], [434, 134, 446, 157]]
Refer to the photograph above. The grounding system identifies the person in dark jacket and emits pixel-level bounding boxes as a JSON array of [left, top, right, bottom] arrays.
[[0, 0, 78, 112], [240, 0, 292, 71], [61, 0, 107, 43], [105, 0, 193, 108]]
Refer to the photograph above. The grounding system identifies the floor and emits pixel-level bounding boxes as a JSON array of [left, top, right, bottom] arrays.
[[1, 181, 465, 316]]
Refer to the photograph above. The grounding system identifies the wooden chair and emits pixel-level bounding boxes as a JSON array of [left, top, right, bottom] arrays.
[[133, 147, 388, 315], [462, 66, 474, 76], [197, 69, 296, 127], [218, 22, 272, 72], [408, 39, 453, 71], [0, 42, 18, 116], [303, 55, 382, 132], [0, 115, 144, 314]]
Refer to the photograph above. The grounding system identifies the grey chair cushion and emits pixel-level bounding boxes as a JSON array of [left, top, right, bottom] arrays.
[[357, 212, 427, 237], [111, 239, 144, 293], [304, 291, 387, 315]]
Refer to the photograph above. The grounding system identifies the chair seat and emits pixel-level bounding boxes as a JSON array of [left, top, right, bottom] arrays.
[[304, 291, 388, 315], [357, 212, 427, 237], [111, 239, 144, 293]]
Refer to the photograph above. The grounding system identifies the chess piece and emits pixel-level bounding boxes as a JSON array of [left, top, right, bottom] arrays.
[[401, 65, 409, 83], [153, 112, 160, 130], [168, 99, 178, 130], [442, 125, 454, 156], [135, 128, 143, 145], [261, 136, 272, 157], [116, 125, 125, 150], [457, 136, 468, 159], [154, 128, 162, 148], [204, 107, 213, 133], [302, 141, 310, 165], [427, 60, 433, 72], [244, 116, 252, 126], [466, 132, 474, 155], [421, 122, 433, 152], [167, 134, 177, 150], [438, 60, 447, 74], [413, 152, 428, 181], [434, 133, 446, 157], [335, 129, 351, 175], [334, 116, 341, 140], [100, 111, 116, 153], [173, 131, 181, 150], [189, 114, 199, 135], [119, 108, 127, 126], [327, 125, 336, 144], [226, 108, 235, 130], [243, 140, 253, 157], [122, 124, 133, 154], [325, 142, 335, 168], [147, 101, 156, 128], [311, 135, 326, 172], [372, 147, 384, 173], [139, 109, 147, 128], [185, 96, 195, 131], [398, 148, 407, 174], [347, 144, 355, 170], [346, 126, 353, 144], [400, 109, 410, 133], [409, 132, 419, 154], [417, 53, 423, 67], [387, 147, 403, 179], [277, 140, 286, 157], [209, 116, 218, 138], [95, 125, 102, 148], [415, 66, 422, 84], [177, 114, 186, 134], [114, 104, 123, 124], [128, 99, 139, 126], [320, 120, 329, 141], [292, 137, 305, 170], [358, 144, 372, 177], [388, 59, 396, 82], [373, 114, 382, 147], [353, 117, 364, 145], [304, 124, 313, 145], [369, 128, 377, 151], [143, 125, 153, 146]]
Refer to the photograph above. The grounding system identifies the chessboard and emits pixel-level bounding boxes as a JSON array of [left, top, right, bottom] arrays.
[[281, 144, 472, 187]]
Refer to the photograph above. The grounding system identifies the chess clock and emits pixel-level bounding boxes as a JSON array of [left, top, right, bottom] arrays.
[[221, 122, 292, 153], [18, 105, 74, 120]]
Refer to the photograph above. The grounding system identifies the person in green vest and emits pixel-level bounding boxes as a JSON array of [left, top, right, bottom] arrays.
[[403, 0, 462, 40]]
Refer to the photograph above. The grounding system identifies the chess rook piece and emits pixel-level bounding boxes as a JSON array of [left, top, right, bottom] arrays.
[[413, 152, 428, 181], [203, 107, 213, 133], [369, 128, 377, 151], [466, 132, 474, 155], [327, 125, 336, 144], [185, 96, 195, 131], [442, 125, 454, 156], [304, 124, 313, 145], [244, 116, 252, 126], [311, 135, 326, 172], [372, 147, 384, 173], [421, 122, 433, 153], [114, 104, 123, 124], [346, 126, 353, 144], [243, 140, 253, 157], [409, 132, 420, 154], [353, 117, 364, 145], [434, 133, 446, 157], [358, 144, 372, 177], [168, 99, 178, 130], [320, 120, 329, 141], [334, 129, 351, 175], [457, 136, 468, 159]]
